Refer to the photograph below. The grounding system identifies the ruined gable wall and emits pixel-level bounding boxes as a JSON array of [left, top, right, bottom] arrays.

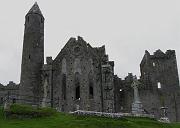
[[51, 37, 105, 112]]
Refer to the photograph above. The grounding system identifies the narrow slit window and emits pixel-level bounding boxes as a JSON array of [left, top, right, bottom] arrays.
[[28, 55, 31, 61], [62, 74, 66, 100], [41, 17, 43, 23], [89, 85, 94, 99]]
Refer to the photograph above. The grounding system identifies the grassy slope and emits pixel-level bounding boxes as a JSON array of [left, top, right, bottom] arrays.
[[0, 108, 180, 128]]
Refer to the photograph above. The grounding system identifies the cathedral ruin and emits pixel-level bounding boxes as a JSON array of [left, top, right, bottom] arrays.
[[0, 2, 180, 122]]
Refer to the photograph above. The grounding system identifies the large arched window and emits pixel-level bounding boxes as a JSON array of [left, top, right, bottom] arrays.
[[62, 74, 66, 100]]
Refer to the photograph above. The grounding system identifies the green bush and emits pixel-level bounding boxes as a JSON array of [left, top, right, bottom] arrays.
[[5, 104, 56, 118]]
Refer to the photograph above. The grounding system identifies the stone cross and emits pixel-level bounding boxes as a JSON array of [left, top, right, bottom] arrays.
[[131, 76, 141, 103], [131, 76, 144, 114]]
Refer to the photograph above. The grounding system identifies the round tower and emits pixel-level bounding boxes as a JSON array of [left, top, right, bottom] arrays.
[[20, 2, 44, 105]]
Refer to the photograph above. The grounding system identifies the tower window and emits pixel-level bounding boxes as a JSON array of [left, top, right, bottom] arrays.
[[41, 17, 43, 23], [157, 82, 161, 89]]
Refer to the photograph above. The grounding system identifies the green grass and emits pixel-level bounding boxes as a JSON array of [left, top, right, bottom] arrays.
[[0, 107, 180, 128]]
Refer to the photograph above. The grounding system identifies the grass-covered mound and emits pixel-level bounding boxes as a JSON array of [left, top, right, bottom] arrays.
[[4, 104, 56, 118], [0, 106, 180, 128]]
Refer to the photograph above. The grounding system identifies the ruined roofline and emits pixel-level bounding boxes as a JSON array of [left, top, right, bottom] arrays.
[[148, 49, 175, 57], [53, 36, 106, 63], [0, 81, 19, 89], [140, 49, 176, 67]]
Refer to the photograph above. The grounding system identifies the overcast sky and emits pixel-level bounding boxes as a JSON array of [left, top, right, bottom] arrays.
[[0, 0, 179, 85]]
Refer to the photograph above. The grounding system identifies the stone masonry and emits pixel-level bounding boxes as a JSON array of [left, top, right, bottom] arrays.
[[0, 2, 180, 122]]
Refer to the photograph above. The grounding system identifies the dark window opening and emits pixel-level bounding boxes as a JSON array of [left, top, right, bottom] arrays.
[[28, 55, 31, 61], [41, 17, 43, 23], [76, 86, 80, 100], [12, 98, 16, 104], [89, 86, 94, 99], [62, 74, 66, 100]]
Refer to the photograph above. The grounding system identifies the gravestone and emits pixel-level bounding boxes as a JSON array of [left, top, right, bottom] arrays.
[[158, 107, 170, 123]]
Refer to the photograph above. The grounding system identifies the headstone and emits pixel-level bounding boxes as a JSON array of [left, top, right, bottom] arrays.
[[158, 107, 170, 123], [131, 76, 144, 114]]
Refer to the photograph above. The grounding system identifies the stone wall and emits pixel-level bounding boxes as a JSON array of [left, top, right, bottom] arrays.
[[0, 81, 19, 105]]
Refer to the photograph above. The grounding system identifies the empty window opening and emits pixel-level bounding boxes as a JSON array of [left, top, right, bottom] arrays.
[[62, 74, 66, 100], [153, 62, 156, 67], [89, 86, 94, 99], [157, 82, 161, 89], [76, 86, 80, 100]]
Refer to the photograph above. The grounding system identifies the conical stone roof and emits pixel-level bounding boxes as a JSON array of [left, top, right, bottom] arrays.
[[28, 2, 43, 16]]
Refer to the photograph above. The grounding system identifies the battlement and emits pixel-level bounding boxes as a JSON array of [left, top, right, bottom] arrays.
[[152, 49, 176, 59], [140, 49, 176, 67]]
